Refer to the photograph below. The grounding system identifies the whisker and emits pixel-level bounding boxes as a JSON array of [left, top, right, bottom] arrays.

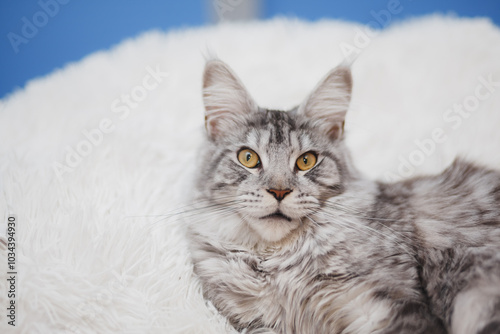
[[142, 198, 245, 229], [321, 202, 417, 243], [125, 195, 240, 219], [317, 211, 420, 263]]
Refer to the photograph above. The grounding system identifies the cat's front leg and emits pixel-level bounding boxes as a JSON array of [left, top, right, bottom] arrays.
[[190, 240, 276, 331]]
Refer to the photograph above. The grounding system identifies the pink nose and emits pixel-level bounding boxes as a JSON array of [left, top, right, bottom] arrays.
[[267, 189, 292, 201]]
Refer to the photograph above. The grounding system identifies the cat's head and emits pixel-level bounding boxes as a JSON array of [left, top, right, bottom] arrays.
[[198, 60, 354, 243]]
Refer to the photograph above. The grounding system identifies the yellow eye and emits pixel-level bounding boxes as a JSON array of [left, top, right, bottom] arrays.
[[296, 152, 317, 171], [238, 149, 260, 168]]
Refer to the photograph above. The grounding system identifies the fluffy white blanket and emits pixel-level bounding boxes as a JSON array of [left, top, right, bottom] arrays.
[[1, 16, 500, 333]]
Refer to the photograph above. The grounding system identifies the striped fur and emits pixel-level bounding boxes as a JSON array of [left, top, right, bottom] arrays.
[[187, 60, 500, 334]]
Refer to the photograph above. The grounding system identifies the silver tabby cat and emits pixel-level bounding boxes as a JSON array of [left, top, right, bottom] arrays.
[[187, 60, 500, 334]]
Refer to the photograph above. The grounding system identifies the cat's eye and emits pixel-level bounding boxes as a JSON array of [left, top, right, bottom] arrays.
[[296, 152, 317, 171], [238, 149, 261, 168]]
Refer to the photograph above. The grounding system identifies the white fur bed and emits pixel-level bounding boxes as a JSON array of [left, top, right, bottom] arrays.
[[1, 16, 500, 333]]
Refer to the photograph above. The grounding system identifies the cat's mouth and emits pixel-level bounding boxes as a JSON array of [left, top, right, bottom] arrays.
[[260, 211, 292, 222]]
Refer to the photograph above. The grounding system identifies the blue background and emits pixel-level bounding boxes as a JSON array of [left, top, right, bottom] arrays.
[[1, 0, 499, 99]]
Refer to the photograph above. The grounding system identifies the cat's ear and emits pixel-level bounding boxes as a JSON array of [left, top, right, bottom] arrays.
[[298, 65, 352, 140], [202, 60, 257, 140]]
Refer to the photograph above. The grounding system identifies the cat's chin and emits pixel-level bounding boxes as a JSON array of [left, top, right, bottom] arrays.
[[247, 216, 301, 243]]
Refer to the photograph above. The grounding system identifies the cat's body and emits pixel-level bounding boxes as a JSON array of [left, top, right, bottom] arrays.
[[187, 60, 500, 334]]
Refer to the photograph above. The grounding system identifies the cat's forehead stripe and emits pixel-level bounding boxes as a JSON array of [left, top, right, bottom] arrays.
[[267, 109, 297, 146], [268, 111, 287, 145]]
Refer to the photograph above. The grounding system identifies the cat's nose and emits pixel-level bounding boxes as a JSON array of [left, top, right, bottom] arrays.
[[267, 189, 292, 201]]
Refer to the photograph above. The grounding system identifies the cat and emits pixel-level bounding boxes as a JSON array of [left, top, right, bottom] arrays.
[[187, 59, 500, 334]]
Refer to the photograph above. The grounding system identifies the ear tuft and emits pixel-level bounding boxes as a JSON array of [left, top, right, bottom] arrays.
[[298, 65, 352, 140], [202, 60, 257, 140]]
